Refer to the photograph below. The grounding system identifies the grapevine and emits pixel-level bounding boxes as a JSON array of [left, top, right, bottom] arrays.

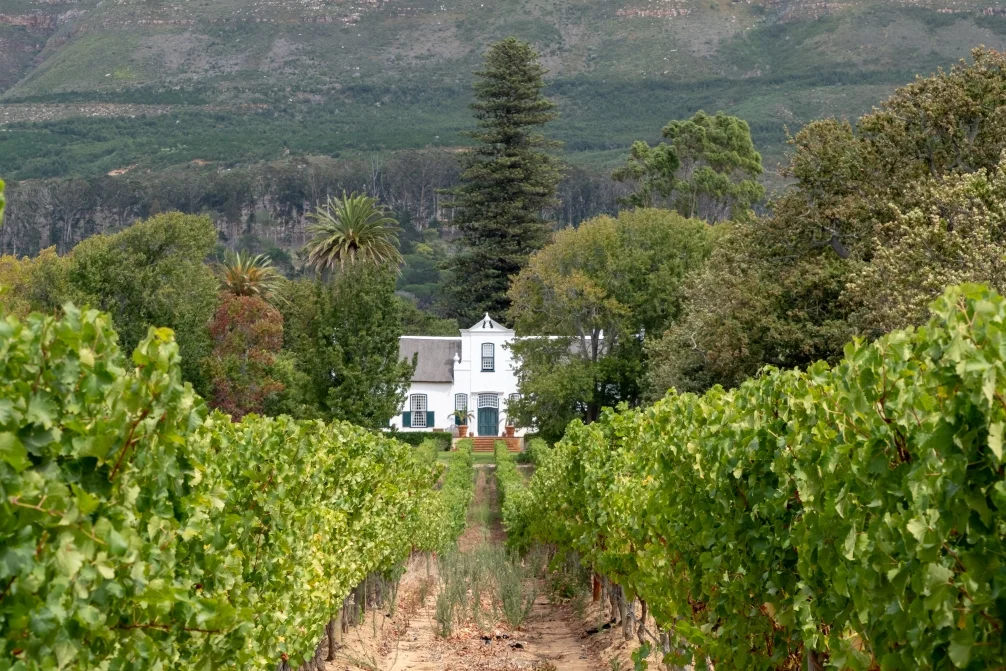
[[0, 305, 440, 670], [510, 284, 1006, 670]]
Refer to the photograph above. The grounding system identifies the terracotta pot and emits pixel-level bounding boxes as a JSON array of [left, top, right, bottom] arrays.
[[458, 426, 468, 438], [505, 425, 515, 438]]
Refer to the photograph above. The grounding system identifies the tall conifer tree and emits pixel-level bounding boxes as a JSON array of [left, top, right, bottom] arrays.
[[442, 37, 561, 325]]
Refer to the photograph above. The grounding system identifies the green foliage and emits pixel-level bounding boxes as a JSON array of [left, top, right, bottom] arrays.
[[493, 441, 532, 554], [650, 48, 1006, 397], [441, 37, 563, 325], [0, 303, 438, 669], [305, 192, 404, 274], [398, 296, 460, 336], [276, 267, 416, 427], [414, 438, 442, 467], [0, 248, 69, 319], [613, 111, 764, 222], [517, 283, 1006, 670], [217, 250, 283, 298], [65, 212, 218, 394], [413, 439, 475, 554], [508, 208, 713, 440], [846, 155, 1006, 335], [524, 437, 550, 466]]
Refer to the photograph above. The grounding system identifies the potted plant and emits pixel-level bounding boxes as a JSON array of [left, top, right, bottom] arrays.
[[503, 397, 518, 438], [452, 409, 474, 438]]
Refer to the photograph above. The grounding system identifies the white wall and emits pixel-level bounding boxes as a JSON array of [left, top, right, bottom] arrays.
[[454, 322, 524, 435], [390, 316, 528, 436], [389, 381, 455, 432]]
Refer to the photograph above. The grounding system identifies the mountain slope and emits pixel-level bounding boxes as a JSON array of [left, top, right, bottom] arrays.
[[1, 0, 1005, 179]]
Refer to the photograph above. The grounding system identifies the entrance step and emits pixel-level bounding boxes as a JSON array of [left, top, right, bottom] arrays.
[[459, 436, 522, 452]]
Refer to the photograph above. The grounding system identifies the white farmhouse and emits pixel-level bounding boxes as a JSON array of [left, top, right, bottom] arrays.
[[390, 314, 525, 438]]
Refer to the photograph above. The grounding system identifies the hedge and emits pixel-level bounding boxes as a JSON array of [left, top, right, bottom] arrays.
[[390, 430, 453, 451]]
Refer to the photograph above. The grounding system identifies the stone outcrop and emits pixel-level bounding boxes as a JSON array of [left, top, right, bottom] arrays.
[[0, 13, 58, 30]]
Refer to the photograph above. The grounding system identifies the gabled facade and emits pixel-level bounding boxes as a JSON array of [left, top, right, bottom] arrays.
[[390, 314, 525, 436]]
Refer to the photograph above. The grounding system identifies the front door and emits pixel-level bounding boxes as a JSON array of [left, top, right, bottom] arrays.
[[478, 407, 498, 436]]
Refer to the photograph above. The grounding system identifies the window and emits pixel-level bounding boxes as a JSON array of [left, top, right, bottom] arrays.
[[481, 343, 495, 371], [478, 393, 499, 409], [410, 394, 427, 428], [455, 394, 468, 411]]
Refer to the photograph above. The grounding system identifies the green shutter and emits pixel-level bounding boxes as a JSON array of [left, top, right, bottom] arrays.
[[426, 411, 434, 428], [402, 411, 411, 428]]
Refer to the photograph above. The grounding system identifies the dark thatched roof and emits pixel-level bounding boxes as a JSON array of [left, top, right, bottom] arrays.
[[399, 338, 461, 383]]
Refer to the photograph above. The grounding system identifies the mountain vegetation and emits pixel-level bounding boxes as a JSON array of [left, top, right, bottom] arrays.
[[2, 0, 1005, 182]]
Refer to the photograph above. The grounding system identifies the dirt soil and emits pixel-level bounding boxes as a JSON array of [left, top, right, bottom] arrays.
[[321, 465, 663, 671]]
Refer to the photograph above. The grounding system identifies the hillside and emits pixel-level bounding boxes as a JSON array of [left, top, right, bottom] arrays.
[[1, 0, 1006, 181]]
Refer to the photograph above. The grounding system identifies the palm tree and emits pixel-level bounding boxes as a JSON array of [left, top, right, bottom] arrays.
[[218, 250, 283, 298], [304, 192, 403, 274]]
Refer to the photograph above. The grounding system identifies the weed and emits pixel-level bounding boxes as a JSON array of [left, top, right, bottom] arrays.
[[492, 551, 537, 629], [433, 543, 540, 635]]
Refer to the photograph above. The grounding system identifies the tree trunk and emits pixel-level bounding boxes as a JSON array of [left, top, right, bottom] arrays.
[[592, 574, 601, 602], [637, 600, 648, 644], [608, 582, 621, 623], [805, 649, 824, 671], [326, 618, 337, 660], [623, 595, 635, 641], [354, 583, 366, 623]]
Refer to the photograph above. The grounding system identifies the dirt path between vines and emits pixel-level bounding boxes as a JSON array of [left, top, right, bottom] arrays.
[[323, 465, 614, 671]]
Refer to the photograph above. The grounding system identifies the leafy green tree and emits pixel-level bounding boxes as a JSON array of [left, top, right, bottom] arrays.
[[305, 192, 403, 274], [217, 250, 283, 299], [507, 208, 712, 440], [648, 48, 1006, 397], [276, 265, 416, 427], [65, 212, 218, 392], [645, 220, 854, 396], [613, 111, 764, 222], [398, 296, 460, 336], [441, 37, 562, 325], [847, 156, 1006, 335], [0, 247, 69, 319]]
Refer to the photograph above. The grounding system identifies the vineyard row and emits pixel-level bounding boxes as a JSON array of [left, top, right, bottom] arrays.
[[0, 305, 473, 670], [501, 284, 1006, 671]]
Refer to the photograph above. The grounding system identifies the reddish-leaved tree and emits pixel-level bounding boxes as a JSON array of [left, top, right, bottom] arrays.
[[205, 293, 284, 419]]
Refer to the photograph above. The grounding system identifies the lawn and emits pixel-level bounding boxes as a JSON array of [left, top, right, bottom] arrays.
[[437, 451, 496, 465]]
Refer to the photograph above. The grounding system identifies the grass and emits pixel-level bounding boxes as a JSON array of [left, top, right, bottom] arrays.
[[438, 451, 494, 465]]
